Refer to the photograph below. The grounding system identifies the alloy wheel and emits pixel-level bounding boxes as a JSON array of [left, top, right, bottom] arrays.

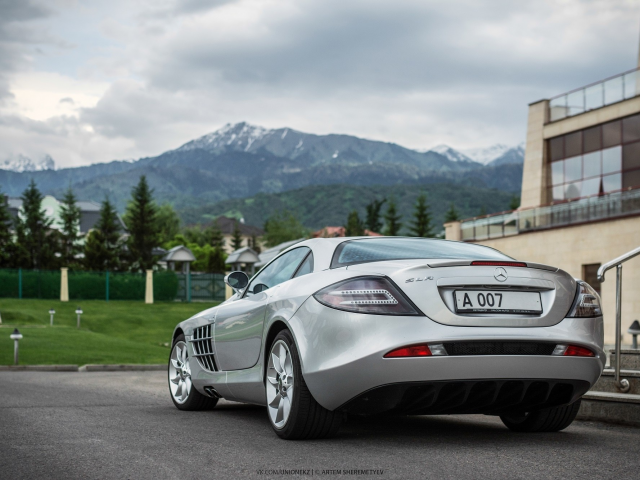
[[266, 340, 295, 428], [169, 341, 192, 404]]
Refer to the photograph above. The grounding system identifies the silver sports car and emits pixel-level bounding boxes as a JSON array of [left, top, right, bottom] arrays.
[[168, 237, 604, 439]]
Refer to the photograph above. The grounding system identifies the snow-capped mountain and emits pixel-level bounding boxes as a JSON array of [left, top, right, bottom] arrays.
[[173, 122, 465, 170], [424, 143, 524, 166], [0, 154, 56, 172], [429, 145, 476, 164]]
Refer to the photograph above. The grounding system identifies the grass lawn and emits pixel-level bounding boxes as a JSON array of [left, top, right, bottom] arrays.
[[0, 299, 217, 365]]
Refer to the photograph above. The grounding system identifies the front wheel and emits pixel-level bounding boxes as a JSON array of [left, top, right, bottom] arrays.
[[169, 334, 218, 411], [500, 399, 581, 432], [266, 330, 342, 439]]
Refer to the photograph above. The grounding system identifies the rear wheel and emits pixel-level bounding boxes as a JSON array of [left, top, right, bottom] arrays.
[[500, 399, 581, 432], [169, 334, 218, 411], [266, 330, 342, 440]]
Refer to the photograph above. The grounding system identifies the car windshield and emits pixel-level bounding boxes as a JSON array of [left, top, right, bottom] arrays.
[[331, 238, 513, 268]]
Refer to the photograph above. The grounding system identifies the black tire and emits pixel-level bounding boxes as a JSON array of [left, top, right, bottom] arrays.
[[169, 334, 218, 411], [267, 330, 342, 440], [500, 399, 581, 432]]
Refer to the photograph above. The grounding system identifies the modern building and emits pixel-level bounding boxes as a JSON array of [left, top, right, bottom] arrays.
[[445, 66, 640, 345], [210, 215, 264, 254]]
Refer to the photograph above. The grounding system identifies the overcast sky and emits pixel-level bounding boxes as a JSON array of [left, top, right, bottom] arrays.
[[0, 0, 638, 168]]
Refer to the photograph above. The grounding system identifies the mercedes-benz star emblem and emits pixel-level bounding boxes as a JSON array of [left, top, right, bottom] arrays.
[[494, 267, 508, 282]]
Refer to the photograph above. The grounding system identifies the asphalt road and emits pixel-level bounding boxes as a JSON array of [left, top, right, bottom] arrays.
[[1, 371, 639, 480]]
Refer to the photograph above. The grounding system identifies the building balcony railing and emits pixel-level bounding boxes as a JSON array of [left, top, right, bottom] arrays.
[[460, 188, 640, 242], [548, 67, 640, 122]]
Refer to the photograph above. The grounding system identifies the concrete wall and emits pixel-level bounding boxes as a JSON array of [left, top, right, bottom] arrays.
[[520, 101, 548, 208], [469, 216, 640, 345]]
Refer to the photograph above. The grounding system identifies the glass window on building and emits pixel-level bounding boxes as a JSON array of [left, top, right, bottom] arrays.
[[547, 112, 640, 203], [582, 264, 602, 295]]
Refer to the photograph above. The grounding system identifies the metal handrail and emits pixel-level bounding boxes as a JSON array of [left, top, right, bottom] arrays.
[[597, 245, 640, 393]]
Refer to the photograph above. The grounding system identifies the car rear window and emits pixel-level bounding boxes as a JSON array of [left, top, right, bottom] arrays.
[[331, 238, 513, 268]]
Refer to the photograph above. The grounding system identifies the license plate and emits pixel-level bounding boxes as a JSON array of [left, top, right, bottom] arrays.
[[454, 290, 542, 314]]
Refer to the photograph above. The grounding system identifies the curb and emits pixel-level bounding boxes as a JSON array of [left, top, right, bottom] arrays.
[[0, 364, 166, 372], [0, 365, 79, 372], [78, 364, 166, 372]]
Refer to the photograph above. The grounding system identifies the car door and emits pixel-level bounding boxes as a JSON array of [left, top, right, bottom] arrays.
[[213, 247, 311, 371]]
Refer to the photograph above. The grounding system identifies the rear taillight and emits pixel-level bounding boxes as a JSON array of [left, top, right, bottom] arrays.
[[552, 344, 595, 357], [567, 281, 602, 318], [384, 343, 448, 358], [313, 276, 420, 315], [385, 344, 432, 358], [471, 261, 527, 267]]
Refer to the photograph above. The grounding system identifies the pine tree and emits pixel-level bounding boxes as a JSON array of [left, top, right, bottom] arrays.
[[249, 234, 261, 253], [232, 221, 243, 251], [509, 195, 521, 210], [59, 187, 82, 266], [444, 203, 461, 223], [84, 230, 107, 271], [85, 198, 122, 271], [206, 247, 227, 273], [365, 198, 386, 234], [0, 190, 13, 267], [345, 210, 365, 236], [19, 180, 56, 269], [207, 224, 225, 249], [383, 198, 402, 236], [125, 176, 159, 271], [409, 193, 434, 237]]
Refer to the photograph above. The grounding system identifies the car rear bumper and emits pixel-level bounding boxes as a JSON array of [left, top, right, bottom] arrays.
[[290, 298, 605, 411]]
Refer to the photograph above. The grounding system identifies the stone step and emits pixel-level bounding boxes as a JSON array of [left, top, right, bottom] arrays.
[[590, 369, 640, 394], [609, 349, 640, 370], [578, 391, 640, 427]]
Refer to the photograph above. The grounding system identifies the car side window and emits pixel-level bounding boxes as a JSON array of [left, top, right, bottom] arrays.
[[246, 247, 310, 295], [293, 252, 314, 278]]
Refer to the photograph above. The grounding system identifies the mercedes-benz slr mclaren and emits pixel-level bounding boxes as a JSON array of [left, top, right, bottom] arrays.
[[168, 237, 604, 439]]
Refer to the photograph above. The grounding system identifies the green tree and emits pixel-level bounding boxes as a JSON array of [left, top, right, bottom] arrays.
[[444, 203, 461, 223], [0, 190, 13, 267], [409, 193, 434, 237], [248, 234, 261, 253], [206, 247, 227, 273], [479, 205, 487, 216], [84, 198, 123, 271], [59, 187, 82, 266], [263, 211, 309, 247], [345, 210, 365, 236], [509, 195, 521, 210], [183, 225, 206, 247], [156, 203, 181, 246], [231, 221, 243, 251], [365, 198, 386, 233], [206, 224, 225, 249], [18, 180, 56, 269], [124, 176, 159, 271], [383, 198, 402, 236]]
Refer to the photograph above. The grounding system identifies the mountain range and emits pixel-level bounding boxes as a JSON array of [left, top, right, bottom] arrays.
[[0, 122, 524, 218]]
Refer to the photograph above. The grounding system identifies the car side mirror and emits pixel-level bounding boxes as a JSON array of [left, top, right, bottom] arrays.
[[224, 271, 249, 292]]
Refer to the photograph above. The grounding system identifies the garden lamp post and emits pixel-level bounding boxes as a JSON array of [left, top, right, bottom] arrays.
[[10, 328, 23, 365], [49, 308, 55, 326], [629, 320, 640, 349], [76, 307, 83, 329]]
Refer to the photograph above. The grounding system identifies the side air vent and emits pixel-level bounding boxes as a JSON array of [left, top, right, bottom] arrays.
[[190, 324, 218, 371]]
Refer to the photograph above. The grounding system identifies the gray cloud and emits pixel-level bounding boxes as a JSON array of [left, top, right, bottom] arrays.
[[0, 0, 52, 102], [1, 0, 639, 166]]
